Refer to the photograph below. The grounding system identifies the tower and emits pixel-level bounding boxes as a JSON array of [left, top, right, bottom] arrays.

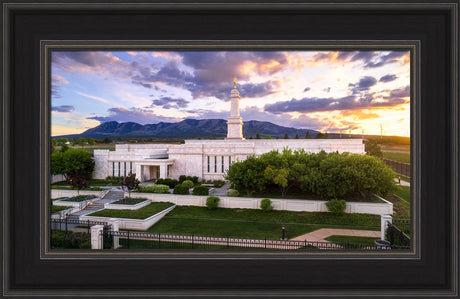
[[226, 76, 244, 140]]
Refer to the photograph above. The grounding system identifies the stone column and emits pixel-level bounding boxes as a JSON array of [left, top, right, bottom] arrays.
[[91, 225, 104, 250], [108, 218, 120, 249], [381, 215, 393, 240], [159, 163, 168, 178], [135, 164, 142, 182]]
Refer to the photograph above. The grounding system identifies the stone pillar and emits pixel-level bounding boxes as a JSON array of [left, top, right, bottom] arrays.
[[381, 215, 393, 240], [108, 218, 120, 249], [226, 88, 244, 140], [159, 164, 168, 178], [135, 164, 142, 181], [91, 225, 104, 250]]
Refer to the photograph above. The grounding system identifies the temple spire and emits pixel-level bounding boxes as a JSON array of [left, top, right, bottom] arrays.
[[226, 77, 244, 140]]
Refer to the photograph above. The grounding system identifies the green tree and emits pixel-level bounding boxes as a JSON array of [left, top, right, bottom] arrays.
[[295, 134, 299, 139], [87, 138, 95, 146], [51, 148, 95, 182], [263, 135, 272, 139], [262, 149, 308, 197], [225, 156, 268, 195], [364, 139, 383, 158], [57, 138, 68, 146], [256, 132, 261, 139], [283, 133, 289, 139], [315, 132, 325, 139], [103, 137, 112, 144], [305, 131, 311, 139], [51, 139, 57, 152], [77, 137, 87, 147], [70, 138, 77, 146]]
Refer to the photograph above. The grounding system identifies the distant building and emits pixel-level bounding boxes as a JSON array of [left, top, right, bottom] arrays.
[[93, 81, 364, 182]]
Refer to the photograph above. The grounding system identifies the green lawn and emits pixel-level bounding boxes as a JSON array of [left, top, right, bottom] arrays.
[[88, 202, 174, 219], [324, 235, 378, 246], [136, 206, 380, 239], [383, 152, 410, 163], [111, 197, 148, 205], [51, 205, 72, 213]]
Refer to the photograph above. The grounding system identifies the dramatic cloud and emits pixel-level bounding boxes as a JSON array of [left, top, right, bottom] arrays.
[[51, 105, 75, 113], [264, 86, 409, 114], [309, 51, 408, 69], [87, 107, 181, 124], [150, 97, 189, 109], [348, 76, 378, 94], [51, 75, 69, 99], [129, 52, 286, 100], [380, 74, 398, 82]]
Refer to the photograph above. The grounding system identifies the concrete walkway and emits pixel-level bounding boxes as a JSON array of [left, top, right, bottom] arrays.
[[394, 178, 410, 187], [291, 228, 380, 243]]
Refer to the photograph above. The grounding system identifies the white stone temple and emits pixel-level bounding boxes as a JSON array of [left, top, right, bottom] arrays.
[[93, 79, 365, 182]]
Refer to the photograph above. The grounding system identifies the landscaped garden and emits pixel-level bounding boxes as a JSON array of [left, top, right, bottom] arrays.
[[88, 202, 174, 219], [225, 149, 398, 202], [133, 206, 382, 240], [51, 205, 72, 213], [111, 197, 149, 205]]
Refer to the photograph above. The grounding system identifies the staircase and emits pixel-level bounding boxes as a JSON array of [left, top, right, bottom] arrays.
[[66, 189, 125, 220]]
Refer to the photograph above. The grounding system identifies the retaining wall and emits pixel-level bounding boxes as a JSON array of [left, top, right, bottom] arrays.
[[128, 193, 393, 215]]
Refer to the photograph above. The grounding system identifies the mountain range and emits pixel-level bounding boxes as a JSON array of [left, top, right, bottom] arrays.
[[54, 119, 324, 140]]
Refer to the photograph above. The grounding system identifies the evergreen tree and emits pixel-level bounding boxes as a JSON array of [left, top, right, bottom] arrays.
[[305, 131, 312, 139], [283, 133, 289, 139]]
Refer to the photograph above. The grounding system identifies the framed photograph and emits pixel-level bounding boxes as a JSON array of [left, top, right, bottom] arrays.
[[2, 1, 458, 297]]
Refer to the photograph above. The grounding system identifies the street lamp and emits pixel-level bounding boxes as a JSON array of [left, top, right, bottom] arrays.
[[281, 225, 286, 240]]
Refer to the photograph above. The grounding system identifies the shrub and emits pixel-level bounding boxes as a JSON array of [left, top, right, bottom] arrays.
[[173, 184, 190, 195], [227, 189, 239, 197], [51, 184, 58, 189], [51, 230, 91, 249], [178, 175, 187, 183], [138, 184, 170, 194], [192, 185, 209, 195], [179, 175, 199, 184], [206, 196, 220, 210], [156, 178, 179, 188], [92, 186, 102, 191], [260, 198, 273, 212], [212, 180, 225, 188], [325, 199, 347, 214], [182, 180, 194, 189]]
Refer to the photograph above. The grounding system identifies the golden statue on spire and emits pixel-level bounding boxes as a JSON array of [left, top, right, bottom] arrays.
[[232, 75, 237, 89]]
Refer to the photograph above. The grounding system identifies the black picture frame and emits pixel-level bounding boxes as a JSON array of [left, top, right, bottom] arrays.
[[2, 1, 458, 297]]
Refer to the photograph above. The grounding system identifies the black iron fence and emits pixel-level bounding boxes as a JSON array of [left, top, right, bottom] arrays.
[[50, 218, 112, 234], [386, 222, 411, 247], [101, 230, 410, 250], [383, 159, 411, 177]]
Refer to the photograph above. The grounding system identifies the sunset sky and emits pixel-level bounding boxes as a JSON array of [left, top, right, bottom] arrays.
[[51, 50, 410, 137]]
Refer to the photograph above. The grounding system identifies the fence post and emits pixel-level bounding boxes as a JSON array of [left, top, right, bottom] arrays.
[[265, 238, 267, 249], [127, 231, 130, 249], [158, 233, 161, 249], [87, 220, 90, 234], [65, 218, 68, 231], [192, 234, 194, 249], [108, 218, 120, 249], [227, 236, 229, 248], [381, 214, 393, 240], [90, 225, 104, 249]]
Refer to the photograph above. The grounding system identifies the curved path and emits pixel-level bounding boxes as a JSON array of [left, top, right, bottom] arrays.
[[290, 228, 380, 243]]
